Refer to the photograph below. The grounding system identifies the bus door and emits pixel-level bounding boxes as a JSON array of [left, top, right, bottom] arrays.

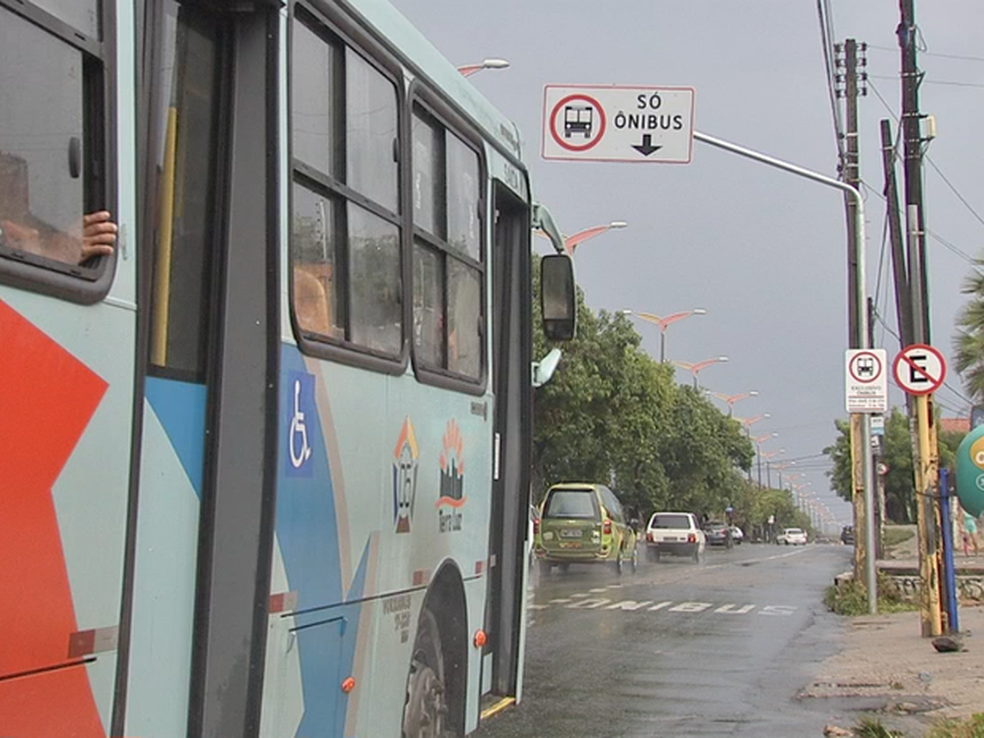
[[484, 181, 532, 699], [123, 1, 279, 736]]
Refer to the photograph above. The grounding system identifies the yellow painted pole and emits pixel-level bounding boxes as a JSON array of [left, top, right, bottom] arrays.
[[916, 393, 942, 636], [151, 107, 178, 367], [850, 414, 866, 583]]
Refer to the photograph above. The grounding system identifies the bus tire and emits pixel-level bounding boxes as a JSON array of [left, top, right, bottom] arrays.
[[402, 608, 449, 738]]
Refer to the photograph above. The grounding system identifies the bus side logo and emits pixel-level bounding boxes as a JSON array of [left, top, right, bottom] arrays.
[[437, 420, 466, 533], [393, 417, 419, 534], [286, 370, 315, 477]]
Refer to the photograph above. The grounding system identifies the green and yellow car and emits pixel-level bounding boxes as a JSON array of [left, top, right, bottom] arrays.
[[534, 483, 639, 575]]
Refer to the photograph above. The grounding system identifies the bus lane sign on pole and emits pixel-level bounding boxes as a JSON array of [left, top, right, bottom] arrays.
[[893, 343, 947, 396], [541, 84, 696, 164], [845, 348, 888, 413]]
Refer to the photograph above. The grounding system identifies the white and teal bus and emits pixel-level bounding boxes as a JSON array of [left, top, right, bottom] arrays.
[[0, 0, 576, 736]]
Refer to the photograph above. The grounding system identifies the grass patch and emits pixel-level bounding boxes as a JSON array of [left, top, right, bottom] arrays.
[[926, 713, 984, 738], [824, 575, 917, 616], [853, 716, 906, 737], [847, 713, 984, 737], [884, 527, 916, 549]]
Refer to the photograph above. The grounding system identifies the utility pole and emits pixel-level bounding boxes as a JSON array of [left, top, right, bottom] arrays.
[[841, 38, 868, 587], [879, 119, 912, 349], [899, 0, 942, 637]]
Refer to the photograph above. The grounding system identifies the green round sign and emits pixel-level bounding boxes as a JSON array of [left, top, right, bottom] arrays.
[[956, 425, 984, 518]]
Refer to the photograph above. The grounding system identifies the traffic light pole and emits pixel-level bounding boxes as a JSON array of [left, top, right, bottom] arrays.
[[694, 130, 878, 612]]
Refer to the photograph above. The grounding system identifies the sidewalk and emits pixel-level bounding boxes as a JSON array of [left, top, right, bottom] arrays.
[[801, 529, 984, 733], [802, 605, 984, 727]]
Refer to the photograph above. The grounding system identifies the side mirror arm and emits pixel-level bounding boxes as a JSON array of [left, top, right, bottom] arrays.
[[532, 348, 563, 388]]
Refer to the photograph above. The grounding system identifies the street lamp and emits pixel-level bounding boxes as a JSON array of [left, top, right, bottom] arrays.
[[708, 389, 758, 416], [672, 356, 729, 388], [537, 221, 628, 256], [761, 448, 786, 490], [622, 308, 706, 363], [737, 413, 770, 429], [456, 58, 510, 77], [752, 432, 778, 488]]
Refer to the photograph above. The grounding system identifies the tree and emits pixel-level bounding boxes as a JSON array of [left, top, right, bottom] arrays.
[[823, 407, 965, 525], [954, 261, 984, 403], [530, 255, 753, 520]]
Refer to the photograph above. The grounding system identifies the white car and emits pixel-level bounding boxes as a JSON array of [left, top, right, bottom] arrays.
[[780, 527, 808, 546], [645, 511, 706, 563], [729, 525, 744, 544]]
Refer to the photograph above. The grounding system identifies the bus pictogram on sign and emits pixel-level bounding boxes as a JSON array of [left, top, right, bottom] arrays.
[[548, 93, 606, 153]]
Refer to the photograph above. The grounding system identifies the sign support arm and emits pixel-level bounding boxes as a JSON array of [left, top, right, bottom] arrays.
[[694, 130, 878, 613]]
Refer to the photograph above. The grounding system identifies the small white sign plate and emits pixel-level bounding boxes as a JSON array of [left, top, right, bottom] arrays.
[[845, 349, 888, 413], [541, 84, 695, 164]]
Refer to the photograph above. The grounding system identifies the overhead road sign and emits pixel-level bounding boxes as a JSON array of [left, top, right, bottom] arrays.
[[845, 349, 888, 413], [541, 84, 696, 164], [893, 344, 946, 396]]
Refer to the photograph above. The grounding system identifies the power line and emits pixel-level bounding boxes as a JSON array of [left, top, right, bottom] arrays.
[[870, 73, 984, 90], [924, 157, 984, 230], [868, 78, 984, 235], [816, 0, 845, 161], [867, 43, 984, 64]]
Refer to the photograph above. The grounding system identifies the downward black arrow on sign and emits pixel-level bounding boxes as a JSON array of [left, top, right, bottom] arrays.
[[632, 134, 662, 157]]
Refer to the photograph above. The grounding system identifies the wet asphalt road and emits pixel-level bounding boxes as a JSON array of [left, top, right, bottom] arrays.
[[475, 542, 854, 738]]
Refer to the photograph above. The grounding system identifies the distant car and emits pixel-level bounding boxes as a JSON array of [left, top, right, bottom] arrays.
[[535, 483, 639, 575], [780, 527, 808, 546], [645, 512, 706, 563], [703, 520, 733, 548], [841, 525, 855, 545], [729, 525, 744, 544]]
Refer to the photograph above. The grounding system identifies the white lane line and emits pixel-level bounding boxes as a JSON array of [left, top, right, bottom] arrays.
[[570, 593, 589, 598], [529, 604, 550, 610], [588, 588, 608, 593], [549, 598, 573, 604]]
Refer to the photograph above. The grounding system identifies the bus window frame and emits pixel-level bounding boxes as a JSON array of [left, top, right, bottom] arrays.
[[407, 81, 488, 397], [287, 0, 410, 376], [0, 0, 117, 305]]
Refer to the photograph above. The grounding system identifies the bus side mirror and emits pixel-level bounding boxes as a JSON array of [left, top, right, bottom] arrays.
[[541, 253, 576, 341]]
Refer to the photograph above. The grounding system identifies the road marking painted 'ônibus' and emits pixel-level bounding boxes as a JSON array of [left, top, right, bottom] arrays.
[[528, 595, 796, 619]]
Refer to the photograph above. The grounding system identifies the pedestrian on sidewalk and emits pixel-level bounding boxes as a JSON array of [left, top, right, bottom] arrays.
[[961, 508, 979, 557]]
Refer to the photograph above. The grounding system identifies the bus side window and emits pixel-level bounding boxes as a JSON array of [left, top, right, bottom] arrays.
[[0, 6, 104, 271], [410, 105, 484, 384], [289, 11, 403, 361]]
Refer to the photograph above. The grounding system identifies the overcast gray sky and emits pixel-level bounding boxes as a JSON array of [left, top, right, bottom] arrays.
[[390, 0, 984, 524]]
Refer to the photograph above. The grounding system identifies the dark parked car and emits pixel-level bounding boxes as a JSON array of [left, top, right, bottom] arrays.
[[841, 525, 855, 545], [702, 520, 733, 548]]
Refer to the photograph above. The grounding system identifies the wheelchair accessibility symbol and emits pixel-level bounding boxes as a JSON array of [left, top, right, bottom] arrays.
[[286, 371, 315, 476]]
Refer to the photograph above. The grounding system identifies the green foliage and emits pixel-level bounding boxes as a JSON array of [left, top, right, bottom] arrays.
[[927, 713, 984, 738], [954, 262, 984, 404], [852, 716, 906, 738], [824, 574, 915, 616], [823, 408, 964, 525], [530, 256, 754, 520], [882, 526, 915, 549]]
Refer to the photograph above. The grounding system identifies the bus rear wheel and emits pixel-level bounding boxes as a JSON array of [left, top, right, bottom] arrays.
[[403, 608, 452, 738]]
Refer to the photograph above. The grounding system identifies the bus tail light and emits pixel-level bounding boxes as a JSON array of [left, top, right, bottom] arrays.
[[533, 519, 539, 536], [603, 519, 612, 536]]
